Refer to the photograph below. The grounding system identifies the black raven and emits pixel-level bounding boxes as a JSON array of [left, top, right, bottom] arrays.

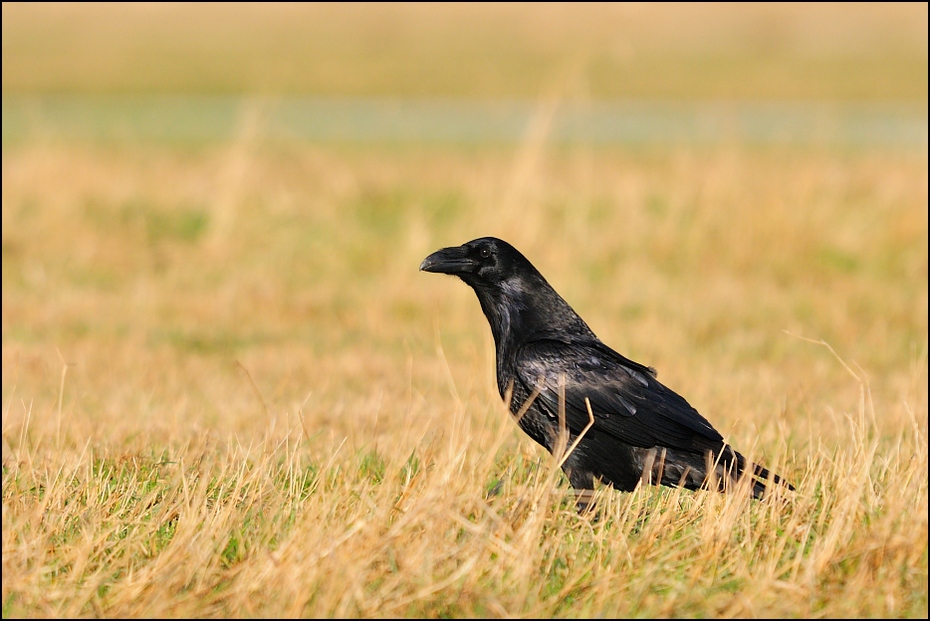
[[420, 236, 793, 505]]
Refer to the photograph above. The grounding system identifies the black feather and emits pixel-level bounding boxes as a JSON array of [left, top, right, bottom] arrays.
[[421, 237, 794, 506]]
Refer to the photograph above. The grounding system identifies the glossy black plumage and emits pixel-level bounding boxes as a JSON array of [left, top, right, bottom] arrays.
[[421, 237, 793, 503]]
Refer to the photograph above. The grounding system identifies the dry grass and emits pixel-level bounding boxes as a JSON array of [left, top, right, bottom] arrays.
[[2, 134, 927, 616], [2, 3, 928, 617]]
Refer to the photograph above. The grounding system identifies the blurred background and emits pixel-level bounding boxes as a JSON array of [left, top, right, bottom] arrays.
[[3, 3, 927, 145], [1, 4, 928, 617], [2, 2, 927, 444]]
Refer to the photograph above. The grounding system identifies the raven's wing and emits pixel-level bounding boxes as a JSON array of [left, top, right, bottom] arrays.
[[514, 339, 723, 450]]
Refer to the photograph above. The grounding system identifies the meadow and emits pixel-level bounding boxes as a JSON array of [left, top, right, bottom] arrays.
[[2, 3, 928, 618]]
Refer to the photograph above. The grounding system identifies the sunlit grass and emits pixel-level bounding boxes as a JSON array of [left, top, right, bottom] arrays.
[[2, 128, 927, 616], [3, 4, 926, 615]]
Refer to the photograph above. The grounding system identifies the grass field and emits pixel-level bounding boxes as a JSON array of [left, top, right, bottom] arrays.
[[2, 3, 928, 618]]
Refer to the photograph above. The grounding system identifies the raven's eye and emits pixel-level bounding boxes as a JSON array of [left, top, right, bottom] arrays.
[[479, 247, 491, 259]]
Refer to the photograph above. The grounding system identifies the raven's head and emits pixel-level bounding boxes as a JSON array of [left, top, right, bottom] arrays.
[[421, 236, 596, 349], [419, 237, 529, 288]]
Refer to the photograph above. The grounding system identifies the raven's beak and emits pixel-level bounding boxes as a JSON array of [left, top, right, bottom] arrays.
[[419, 245, 472, 274]]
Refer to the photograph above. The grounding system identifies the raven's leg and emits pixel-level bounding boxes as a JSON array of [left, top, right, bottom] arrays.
[[563, 464, 597, 513]]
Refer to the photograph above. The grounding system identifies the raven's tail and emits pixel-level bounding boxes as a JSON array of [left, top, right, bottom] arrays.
[[724, 446, 795, 499], [633, 445, 794, 499]]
